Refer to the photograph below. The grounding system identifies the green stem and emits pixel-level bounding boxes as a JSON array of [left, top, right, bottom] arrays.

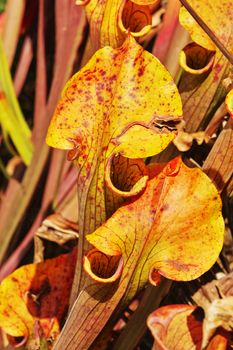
[[0, 38, 31, 138], [0, 98, 33, 165]]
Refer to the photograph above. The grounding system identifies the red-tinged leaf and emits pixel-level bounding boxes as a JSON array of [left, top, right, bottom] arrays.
[[46, 35, 182, 262], [54, 158, 224, 349], [86, 157, 223, 283], [46, 36, 182, 184], [147, 304, 203, 350], [46, 36, 182, 158], [0, 250, 76, 348], [77, 0, 158, 49]]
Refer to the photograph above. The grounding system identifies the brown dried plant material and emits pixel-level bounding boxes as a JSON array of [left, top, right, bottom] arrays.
[[192, 272, 233, 349], [173, 130, 209, 152], [34, 213, 79, 263], [202, 297, 233, 348], [36, 214, 79, 246]]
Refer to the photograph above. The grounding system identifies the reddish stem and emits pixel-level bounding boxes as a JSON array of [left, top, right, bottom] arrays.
[[13, 36, 33, 96]]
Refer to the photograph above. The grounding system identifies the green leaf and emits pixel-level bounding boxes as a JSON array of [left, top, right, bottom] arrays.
[[0, 37, 33, 165]]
